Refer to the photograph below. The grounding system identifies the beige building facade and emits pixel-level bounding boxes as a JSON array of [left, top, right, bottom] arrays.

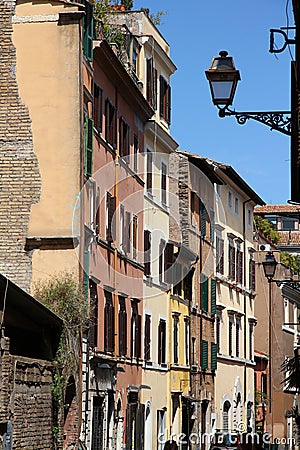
[[208, 160, 264, 436]]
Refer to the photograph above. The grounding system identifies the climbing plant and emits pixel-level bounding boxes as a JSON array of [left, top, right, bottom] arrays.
[[280, 251, 300, 274], [33, 272, 87, 448], [254, 215, 280, 244]]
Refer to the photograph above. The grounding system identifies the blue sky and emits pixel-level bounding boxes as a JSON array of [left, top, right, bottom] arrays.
[[133, 0, 294, 204]]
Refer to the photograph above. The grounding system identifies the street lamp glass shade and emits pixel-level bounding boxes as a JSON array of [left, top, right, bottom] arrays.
[[205, 51, 241, 106], [262, 252, 277, 281]]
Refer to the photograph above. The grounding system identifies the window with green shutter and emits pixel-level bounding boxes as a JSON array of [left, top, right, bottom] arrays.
[[211, 342, 217, 370], [83, 0, 94, 61], [85, 117, 94, 177], [201, 276, 208, 312], [211, 278, 217, 316], [200, 201, 207, 237], [201, 340, 208, 369]]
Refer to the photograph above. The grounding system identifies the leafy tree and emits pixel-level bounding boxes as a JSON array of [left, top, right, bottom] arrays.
[[280, 251, 300, 274], [254, 215, 280, 244], [121, 0, 133, 9]]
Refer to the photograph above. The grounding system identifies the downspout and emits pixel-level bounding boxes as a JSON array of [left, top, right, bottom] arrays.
[[242, 198, 252, 424]]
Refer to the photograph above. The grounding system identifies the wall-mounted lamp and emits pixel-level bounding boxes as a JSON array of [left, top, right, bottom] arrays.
[[206, 51, 291, 135], [262, 251, 300, 286]]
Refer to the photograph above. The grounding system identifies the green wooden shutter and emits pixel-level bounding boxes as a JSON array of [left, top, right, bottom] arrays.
[[83, 0, 94, 61], [85, 117, 94, 177], [211, 278, 217, 316], [211, 342, 218, 370], [201, 340, 208, 369], [200, 201, 207, 237], [202, 276, 208, 312]]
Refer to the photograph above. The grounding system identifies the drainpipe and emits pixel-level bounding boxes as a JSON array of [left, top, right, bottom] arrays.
[[242, 198, 252, 428]]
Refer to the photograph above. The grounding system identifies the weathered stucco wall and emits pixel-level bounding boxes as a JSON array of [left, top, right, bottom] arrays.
[[0, 0, 41, 291]]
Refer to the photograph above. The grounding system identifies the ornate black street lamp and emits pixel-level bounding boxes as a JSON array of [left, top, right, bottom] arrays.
[[206, 51, 291, 135], [262, 251, 278, 282], [262, 251, 300, 285]]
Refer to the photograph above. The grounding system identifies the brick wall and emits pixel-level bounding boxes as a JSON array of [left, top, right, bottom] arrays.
[[0, 0, 41, 292], [0, 337, 55, 449]]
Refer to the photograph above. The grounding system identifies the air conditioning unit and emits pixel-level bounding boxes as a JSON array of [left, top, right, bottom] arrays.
[[258, 244, 271, 251]]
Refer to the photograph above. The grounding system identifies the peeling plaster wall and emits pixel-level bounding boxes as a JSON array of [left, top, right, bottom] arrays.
[[0, 0, 41, 291]]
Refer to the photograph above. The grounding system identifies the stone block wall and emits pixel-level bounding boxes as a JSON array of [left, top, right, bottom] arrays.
[[0, 0, 41, 292]]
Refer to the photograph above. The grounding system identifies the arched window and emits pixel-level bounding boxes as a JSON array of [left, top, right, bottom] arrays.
[[222, 401, 231, 432]]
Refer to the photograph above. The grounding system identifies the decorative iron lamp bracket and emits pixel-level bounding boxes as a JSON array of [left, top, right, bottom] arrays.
[[269, 28, 296, 54], [268, 279, 300, 287], [217, 106, 291, 136]]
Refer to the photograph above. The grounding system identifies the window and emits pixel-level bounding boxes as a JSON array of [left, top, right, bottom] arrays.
[[144, 230, 151, 276], [104, 290, 114, 353], [222, 401, 231, 432], [210, 209, 215, 243], [158, 319, 166, 365], [248, 209, 252, 227], [235, 197, 239, 215], [132, 215, 138, 260], [216, 236, 224, 274], [173, 262, 182, 296], [132, 46, 138, 74], [284, 299, 289, 324], [185, 319, 190, 366], [91, 397, 104, 450], [249, 252, 255, 290], [93, 83, 103, 132], [173, 315, 179, 364], [216, 314, 221, 353], [120, 205, 124, 250], [282, 217, 297, 230], [87, 179, 95, 230], [119, 117, 130, 158], [146, 150, 153, 193], [89, 281, 98, 348], [164, 242, 174, 284], [84, 117, 94, 177], [236, 317, 240, 357], [144, 314, 151, 362], [200, 201, 207, 237], [161, 162, 167, 205], [146, 57, 157, 109], [95, 187, 100, 235], [124, 211, 131, 254], [105, 99, 117, 148], [131, 301, 141, 358], [228, 192, 232, 209], [249, 322, 254, 361], [133, 134, 138, 172], [201, 340, 208, 369], [159, 239, 166, 283], [119, 296, 127, 356], [228, 239, 235, 279], [228, 317, 233, 356], [106, 192, 116, 243], [83, 0, 93, 61], [236, 245, 243, 284], [201, 276, 208, 312], [159, 75, 171, 124]]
